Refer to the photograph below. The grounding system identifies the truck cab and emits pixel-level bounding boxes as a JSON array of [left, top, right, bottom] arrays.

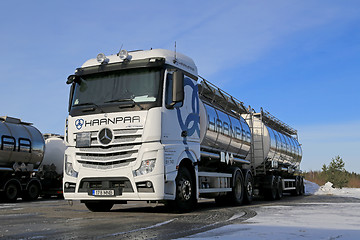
[[63, 49, 201, 212]]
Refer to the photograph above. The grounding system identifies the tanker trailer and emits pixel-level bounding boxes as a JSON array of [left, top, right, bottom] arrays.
[[197, 78, 303, 203], [0, 116, 45, 202], [243, 109, 303, 200], [37, 134, 66, 198]]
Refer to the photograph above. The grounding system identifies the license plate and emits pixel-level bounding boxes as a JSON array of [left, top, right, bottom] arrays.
[[92, 190, 115, 196]]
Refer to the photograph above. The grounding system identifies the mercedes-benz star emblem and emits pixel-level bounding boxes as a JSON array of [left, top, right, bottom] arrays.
[[98, 128, 113, 145]]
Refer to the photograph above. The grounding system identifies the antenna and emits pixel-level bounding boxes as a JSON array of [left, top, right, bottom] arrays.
[[117, 44, 124, 56], [173, 41, 177, 63]]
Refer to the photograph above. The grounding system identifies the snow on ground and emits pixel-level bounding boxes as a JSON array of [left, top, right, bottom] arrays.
[[179, 181, 360, 240], [314, 181, 360, 199]]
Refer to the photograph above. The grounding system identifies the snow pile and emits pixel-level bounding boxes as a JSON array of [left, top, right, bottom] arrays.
[[314, 181, 360, 199], [316, 181, 335, 195], [304, 180, 360, 199]]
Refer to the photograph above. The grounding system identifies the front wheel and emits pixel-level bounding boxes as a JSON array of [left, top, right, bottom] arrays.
[[173, 167, 196, 213], [84, 201, 114, 212]]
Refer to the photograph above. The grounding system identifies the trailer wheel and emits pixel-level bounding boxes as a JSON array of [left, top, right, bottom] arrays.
[[264, 176, 277, 201], [23, 182, 40, 201], [84, 201, 114, 212], [4, 182, 19, 203], [299, 177, 305, 195], [243, 170, 254, 204], [291, 176, 301, 196], [173, 167, 196, 212], [275, 176, 283, 200], [229, 170, 244, 205]]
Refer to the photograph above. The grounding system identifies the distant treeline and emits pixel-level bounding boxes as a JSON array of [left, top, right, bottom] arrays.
[[304, 171, 360, 188], [304, 155, 360, 188]]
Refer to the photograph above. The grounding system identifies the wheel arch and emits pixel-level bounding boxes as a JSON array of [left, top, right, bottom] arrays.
[[4, 178, 22, 192]]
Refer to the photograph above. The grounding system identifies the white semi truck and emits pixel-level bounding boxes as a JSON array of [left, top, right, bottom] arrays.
[[64, 49, 303, 212], [0, 116, 66, 202]]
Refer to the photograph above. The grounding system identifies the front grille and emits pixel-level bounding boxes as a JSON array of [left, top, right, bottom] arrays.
[[75, 128, 143, 168]]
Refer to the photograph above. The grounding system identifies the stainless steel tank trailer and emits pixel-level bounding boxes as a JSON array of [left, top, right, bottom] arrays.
[[0, 116, 65, 202]]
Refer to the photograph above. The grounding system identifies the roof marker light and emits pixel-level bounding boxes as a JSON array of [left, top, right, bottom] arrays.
[[119, 49, 130, 60], [96, 53, 108, 63]]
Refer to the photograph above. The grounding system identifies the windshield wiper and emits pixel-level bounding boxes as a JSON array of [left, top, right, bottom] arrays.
[[105, 99, 144, 110], [74, 102, 104, 113]]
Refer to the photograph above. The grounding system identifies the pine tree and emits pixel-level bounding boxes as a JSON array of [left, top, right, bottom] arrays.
[[321, 155, 349, 188]]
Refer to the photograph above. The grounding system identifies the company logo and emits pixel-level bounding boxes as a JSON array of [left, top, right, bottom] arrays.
[[98, 128, 113, 145], [176, 78, 200, 138], [75, 119, 85, 130]]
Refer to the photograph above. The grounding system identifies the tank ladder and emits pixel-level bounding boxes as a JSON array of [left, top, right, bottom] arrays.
[[249, 111, 266, 176]]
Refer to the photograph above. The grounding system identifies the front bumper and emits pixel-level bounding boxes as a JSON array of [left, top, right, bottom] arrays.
[[63, 142, 168, 201]]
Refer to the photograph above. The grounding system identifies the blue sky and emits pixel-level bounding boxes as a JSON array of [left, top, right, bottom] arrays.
[[0, 1, 359, 172]]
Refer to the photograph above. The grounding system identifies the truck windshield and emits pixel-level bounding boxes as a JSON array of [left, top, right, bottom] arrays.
[[70, 68, 162, 113]]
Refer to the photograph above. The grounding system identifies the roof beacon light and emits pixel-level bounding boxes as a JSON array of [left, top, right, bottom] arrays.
[[96, 53, 108, 64], [119, 49, 129, 60]]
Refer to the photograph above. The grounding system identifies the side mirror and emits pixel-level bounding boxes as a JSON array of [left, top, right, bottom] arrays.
[[172, 70, 184, 103], [66, 75, 81, 84]]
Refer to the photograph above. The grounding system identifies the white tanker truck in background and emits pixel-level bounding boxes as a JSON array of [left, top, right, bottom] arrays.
[[0, 116, 66, 202], [64, 48, 303, 212]]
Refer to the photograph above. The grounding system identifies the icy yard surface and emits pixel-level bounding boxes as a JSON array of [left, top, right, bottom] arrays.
[[180, 181, 360, 240]]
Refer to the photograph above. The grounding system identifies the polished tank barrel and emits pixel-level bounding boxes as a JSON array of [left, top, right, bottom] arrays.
[[40, 136, 66, 175], [0, 116, 45, 169], [244, 114, 302, 168], [199, 101, 252, 159]]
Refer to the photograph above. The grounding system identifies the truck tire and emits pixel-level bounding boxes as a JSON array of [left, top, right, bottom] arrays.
[[84, 201, 114, 212], [275, 176, 283, 200], [264, 175, 277, 201], [173, 167, 196, 213], [299, 177, 305, 195], [243, 170, 254, 204], [4, 182, 19, 203], [291, 176, 301, 196], [228, 170, 244, 205], [23, 182, 40, 201]]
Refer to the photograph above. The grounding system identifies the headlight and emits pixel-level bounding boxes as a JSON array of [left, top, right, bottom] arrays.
[[65, 155, 78, 178], [76, 132, 91, 148], [133, 159, 156, 177]]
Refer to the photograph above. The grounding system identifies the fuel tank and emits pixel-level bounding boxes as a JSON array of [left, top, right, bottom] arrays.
[[0, 116, 45, 170], [199, 101, 252, 159]]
